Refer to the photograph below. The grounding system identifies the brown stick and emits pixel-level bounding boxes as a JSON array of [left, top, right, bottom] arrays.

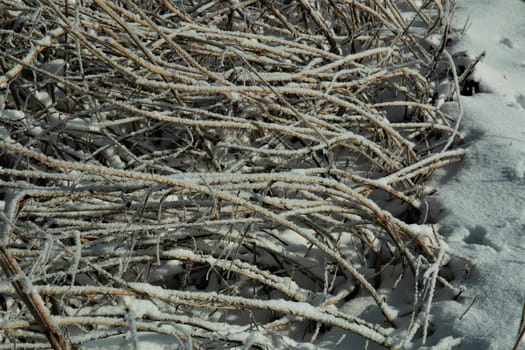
[[0, 245, 70, 350]]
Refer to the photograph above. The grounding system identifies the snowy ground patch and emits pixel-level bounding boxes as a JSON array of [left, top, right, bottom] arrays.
[[429, 0, 525, 348]]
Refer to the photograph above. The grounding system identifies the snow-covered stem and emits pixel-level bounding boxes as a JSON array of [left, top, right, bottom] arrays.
[[0, 245, 70, 350], [441, 49, 464, 153], [422, 247, 447, 344]]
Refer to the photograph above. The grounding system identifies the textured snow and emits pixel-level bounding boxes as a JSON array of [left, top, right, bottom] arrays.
[[427, 0, 525, 349]]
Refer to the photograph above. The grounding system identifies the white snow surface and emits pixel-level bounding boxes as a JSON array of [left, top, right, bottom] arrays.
[[428, 0, 525, 349]]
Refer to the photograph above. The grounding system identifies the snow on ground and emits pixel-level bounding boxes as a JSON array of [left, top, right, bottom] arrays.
[[430, 0, 525, 348]]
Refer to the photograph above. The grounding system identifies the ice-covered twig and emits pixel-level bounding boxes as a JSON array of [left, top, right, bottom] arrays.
[[0, 245, 70, 350]]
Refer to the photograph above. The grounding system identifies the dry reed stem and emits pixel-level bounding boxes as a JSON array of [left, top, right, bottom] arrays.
[[0, 245, 70, 350]]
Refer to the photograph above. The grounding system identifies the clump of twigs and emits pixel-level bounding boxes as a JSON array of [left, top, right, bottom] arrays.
[[0, 0, 463, 349]]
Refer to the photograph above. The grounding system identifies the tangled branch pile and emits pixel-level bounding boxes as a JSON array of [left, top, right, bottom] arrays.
[[0, 0, 464, 349]]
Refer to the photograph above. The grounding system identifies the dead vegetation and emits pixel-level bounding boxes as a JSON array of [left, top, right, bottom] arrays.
[[0, 0, 463, 349]]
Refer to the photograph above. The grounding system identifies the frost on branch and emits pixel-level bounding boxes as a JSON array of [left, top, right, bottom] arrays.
[[0, 0, 463, 349]]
